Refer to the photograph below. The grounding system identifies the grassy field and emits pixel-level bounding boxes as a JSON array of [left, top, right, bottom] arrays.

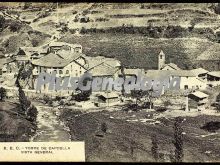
[[60, 108, 220, 162], [0, 100, 36, 141], [61, 33, 213, 69]]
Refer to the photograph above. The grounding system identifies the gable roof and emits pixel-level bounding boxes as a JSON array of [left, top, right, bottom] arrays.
[[159, 50, 165, 56], [87, 63, 119, 76], [97, 92, 119, 99], [207, 71, 220, 78], [16, 56, 30, 61], [118, 68, 145, 76], [18, 47, 47, 56], [145, 70, 196, 79], [48, 41, 82, 48], [31, 50, 87, 68], [162, 63, 181, 70], [32, 53, 69, 68], [189, 91, 208, 99], [86, 56, 121, 69], [56, 50, 86, 61], [191, 68, 209, 76]]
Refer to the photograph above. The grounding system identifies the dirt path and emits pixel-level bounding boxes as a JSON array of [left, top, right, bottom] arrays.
[[31, 105, 71, 142]]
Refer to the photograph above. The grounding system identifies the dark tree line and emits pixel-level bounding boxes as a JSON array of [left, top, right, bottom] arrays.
[[15, 67, 38, 122]]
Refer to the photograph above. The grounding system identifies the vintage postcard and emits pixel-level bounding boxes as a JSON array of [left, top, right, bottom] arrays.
[[0, 2, 220, 162]]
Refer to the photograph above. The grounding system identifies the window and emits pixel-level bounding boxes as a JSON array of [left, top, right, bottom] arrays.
[[160, 55, 163, 59], [76, 73, 78, 77], [59, 70, 63, 74], [184, 85, 188, 90], [66, 70, 69, 74]]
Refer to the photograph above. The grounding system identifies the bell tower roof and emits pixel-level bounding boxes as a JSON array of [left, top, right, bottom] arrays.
[[159, 50, 165, 56]]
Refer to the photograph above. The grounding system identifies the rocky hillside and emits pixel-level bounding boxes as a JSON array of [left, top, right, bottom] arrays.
[[1, 3, 220, 69]]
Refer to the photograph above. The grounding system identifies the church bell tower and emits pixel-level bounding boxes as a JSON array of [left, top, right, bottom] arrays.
[[158, 50, 165, 70]]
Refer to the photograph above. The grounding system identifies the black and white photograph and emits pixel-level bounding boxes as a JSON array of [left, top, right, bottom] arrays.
[[0, 2, 220, 162]]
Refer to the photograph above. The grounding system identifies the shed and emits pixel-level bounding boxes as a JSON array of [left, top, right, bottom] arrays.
[[96, 92, 119, 104], [188, 91, 208, 111]]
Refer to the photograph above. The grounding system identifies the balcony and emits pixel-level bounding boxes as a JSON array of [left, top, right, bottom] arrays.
[[207, 81, 220, 87]]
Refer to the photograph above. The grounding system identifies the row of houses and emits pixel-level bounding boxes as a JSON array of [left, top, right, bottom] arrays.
[[1, 42, 220, 97]]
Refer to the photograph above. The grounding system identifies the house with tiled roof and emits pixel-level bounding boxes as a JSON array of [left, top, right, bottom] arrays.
[[191, 68, 209, 80], [145, 69, 207, 91], [46, 41, 83, 54], [31, 50, 88, 92], [85, 55, 121, 78], [87, 62, 119, 78], [207, 71, 220, 87], [86, 56, 121, 69], [16, 47, 48, 63]]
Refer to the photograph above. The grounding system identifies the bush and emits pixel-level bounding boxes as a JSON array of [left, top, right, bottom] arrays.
[[73, 90, 91, 102], [156, 107, 167, 112], [200, 121, 220, 132], [31, 39, 39, 47], [0, 87, 7, 101], [72, 10, 77, 15], [26, 105, 38, 122], [9, 21, 22, 32], [55, 96, 62, 102], [59, 100, 65, 106], [163, 100, 172, 107], [101, 122, 107, 133], [43, 95, 50, 104]]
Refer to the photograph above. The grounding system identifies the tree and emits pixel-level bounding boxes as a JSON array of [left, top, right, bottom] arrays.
[[23, 2, 32, 10], [151, 134, 159, 161], [131, 89, 152, 106], [173, 117, 184, 162], [18, 86, 31, 115], [16, 66, 31, 115], [131, 90, 148, 105], [0, 87, 7, 101], [214, 3, 220, 14], [215, 93, 220, 112], [0, 15, 5, 31], [216, 93, 220, 102], [80, 27, 87, 34], [120, 65, 126, 96]]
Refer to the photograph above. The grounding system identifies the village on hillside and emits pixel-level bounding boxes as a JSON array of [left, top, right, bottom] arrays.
[[1, 2, 220, 163], [1, 39, 220, 112]]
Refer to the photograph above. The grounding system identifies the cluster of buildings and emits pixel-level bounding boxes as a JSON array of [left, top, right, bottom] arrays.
[[0, 41, 220, 107]]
